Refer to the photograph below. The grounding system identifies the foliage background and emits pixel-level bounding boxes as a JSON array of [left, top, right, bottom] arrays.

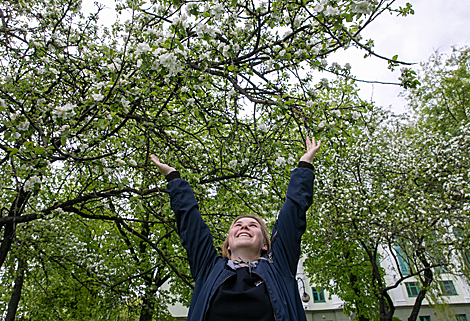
[[0, 0, 468, 320]]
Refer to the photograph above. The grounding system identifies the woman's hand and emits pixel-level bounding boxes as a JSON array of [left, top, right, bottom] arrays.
[[299, 137, 321, 164], [150, 154, 176, 176]]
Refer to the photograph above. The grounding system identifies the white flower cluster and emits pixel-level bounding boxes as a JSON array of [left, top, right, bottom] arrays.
[[195, 23, 218, 38], [107, 58, 122, 72], [24, 175, 41, 192], [352, 111, 361, 120], [313, 0, 339, 16], [54, 207, 66, 216], [172, 14, 189, 28], [351, 1, 374, 14], [92, 93, 104, 101], [17, 120, 30, 131], [153, 52, 182, 77], [229, 159, 238, 169], [53, 103, 76, 119], [135, 42, 151, 55], [258, 123, 268, 132], [275, 156, 286, 166], [217, 43, 233, 58], [121, 98, 130, 112], [324, 5, 340, 16], [212, 4, 224, 19]]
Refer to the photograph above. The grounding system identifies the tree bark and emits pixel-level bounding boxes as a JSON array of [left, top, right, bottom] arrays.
[[5, 258, 26, 321], [408, 251, 433, 321], [0, 190, 30, 269]]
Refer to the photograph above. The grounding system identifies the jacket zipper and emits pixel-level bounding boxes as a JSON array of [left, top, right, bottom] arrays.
[[252, 272, 278, 321]]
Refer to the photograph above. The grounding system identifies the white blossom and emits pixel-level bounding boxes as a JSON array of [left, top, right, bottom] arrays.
[[128, 159, 137, 166], [352, 111, 361, 120], [229, 159, 238, 168], [344, 63, 352, 70], [288, 156, 296, 165], [116, 158, 126, 166], [135, 42, 151, 54], [258, 123, 268, 132], [54, 207, 66, 215], [324, 6, 339, 16], [53, 103, 76, 119], [155, 52, 182, 77], [10, 112, 20, 121], [24, 176, 41, 192], [17, 120, 30, 131], [352, 1, 373, 14], [212, 4, 224, 19], [313, 3, 324, 12], [320, 78, 329, 87], [227, 89, 236, 98], [121, 98, 130, 112], [92, 93, 104, 101], [275, 156, 286, 166]]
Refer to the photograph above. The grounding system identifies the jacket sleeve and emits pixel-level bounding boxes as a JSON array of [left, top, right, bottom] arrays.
[[167, 178, 218, 280], [270, 167, 314, 276]]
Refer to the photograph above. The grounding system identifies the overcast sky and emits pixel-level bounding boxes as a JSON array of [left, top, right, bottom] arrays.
[[83, 0, 470, 114], [331, 0, 470, 114]]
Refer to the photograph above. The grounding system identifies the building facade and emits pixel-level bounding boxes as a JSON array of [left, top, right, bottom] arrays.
[[167, 245, 470, 321]]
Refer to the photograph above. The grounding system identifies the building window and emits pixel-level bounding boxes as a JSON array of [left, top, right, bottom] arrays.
[[453, 228, 470, 268], [419, 317, 431, 321], [312, 287, 325, 303], [441, 280, 458, 296], [405, 282, 420, 297], [394, 245, 411, 275], [456, 315, 468, 321]]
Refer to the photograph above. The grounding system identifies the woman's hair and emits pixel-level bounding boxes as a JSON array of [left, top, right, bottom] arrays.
[[221, 214, 271, 259]]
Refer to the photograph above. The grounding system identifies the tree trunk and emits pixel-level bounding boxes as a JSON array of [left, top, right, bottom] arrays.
[[349, 273, 370, 321], [5, 258, 26, 321], [408, 252, 433, 321], [378, 290, 395, 321], [0, 190, 30, 269], [139, 291, 156, 321]]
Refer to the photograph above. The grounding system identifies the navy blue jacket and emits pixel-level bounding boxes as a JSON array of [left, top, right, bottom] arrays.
[[168, 167, 314, 321]]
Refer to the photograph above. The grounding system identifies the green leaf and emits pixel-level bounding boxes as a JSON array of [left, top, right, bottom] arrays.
[[34, 147, 45, 155], [228, 65, 234, 71]]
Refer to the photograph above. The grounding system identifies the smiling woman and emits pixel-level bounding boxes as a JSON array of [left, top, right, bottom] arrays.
[[150, 137, 321, 321], [222, 215, 271, 260]]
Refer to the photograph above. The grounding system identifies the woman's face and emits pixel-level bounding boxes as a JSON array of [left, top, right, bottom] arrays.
[[228, 217, 267, 255]]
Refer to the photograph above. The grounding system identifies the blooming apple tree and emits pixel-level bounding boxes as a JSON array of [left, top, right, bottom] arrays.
[[303, 48, 470, 321], [0, 0, 415, 319]]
